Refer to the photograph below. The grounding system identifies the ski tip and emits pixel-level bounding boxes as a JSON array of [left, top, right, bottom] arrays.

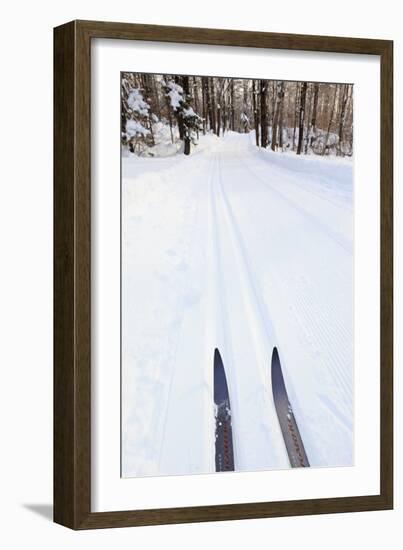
[[271, 346, 280, 373], [214, 348, 224, 375], [214, 348, 225, 376], [271, 346, 285, 401], [272, 346, 279, 363], [214, 348, 229, 405]]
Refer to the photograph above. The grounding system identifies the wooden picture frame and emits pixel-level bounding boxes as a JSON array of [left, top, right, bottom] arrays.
[[54, 20, 393, 529]]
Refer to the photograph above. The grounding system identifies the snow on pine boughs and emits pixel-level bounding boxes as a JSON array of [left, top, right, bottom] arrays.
[[164, 80, 184, 111], [125, 119, 150, 139], [127, 88, 150, 116], [122, 86, 155, 154], [163, 79, 203, 155]]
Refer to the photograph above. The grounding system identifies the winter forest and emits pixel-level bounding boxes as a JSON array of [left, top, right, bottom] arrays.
[[121, 72, 353, 158]]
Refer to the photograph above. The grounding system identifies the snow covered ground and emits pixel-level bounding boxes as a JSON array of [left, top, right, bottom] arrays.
[[121, 132, 353, 478]]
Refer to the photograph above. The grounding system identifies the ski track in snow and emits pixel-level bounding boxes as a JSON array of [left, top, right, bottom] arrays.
[[211, 153, 289, 471], [121, 133, 353, 477]]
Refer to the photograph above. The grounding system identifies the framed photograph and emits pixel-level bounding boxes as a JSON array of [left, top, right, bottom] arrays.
[[54, 20, 393, 529]]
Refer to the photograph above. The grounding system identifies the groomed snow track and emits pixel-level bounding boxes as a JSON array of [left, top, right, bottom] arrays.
[[121, 132, 353, 478]]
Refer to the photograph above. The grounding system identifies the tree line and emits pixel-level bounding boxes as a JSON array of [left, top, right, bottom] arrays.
[[122, 72, 353, 157]]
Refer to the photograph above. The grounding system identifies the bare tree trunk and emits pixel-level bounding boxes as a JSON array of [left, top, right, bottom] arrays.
[[292, 82, 299, 151], [323, 85, 338, 155], [164, 92, 174, 144], [337, 84, 348, 156], [222, 95, 227, 135], [152, 75, 162, 120], [193, 77, 199, 113], [203, 77, 213, 133], [216, 79, 222, 136], [182, 76, 191, 155], [141, 74, 155, 146], [260, 80, 268, 148], [193, 76, 200, 139], [252, 80, 260, 146], [296, 82, 307, 155], [148, 117, 155, 146], [230, 79, 235, 131], [267, 80, 275, 141], [271, 81, 283, 151], [210, 79, 217, 135], [201, 77, 207, 135], [309, 83, 320, 151], [278, 82, 285, 150], [304, 84, 314, 154], [220, 79, 228, 135], [174, 76, 185, 141], [242, 80, 250, 133], [345, 85, 353, 155], [271, 80, 277, 133]]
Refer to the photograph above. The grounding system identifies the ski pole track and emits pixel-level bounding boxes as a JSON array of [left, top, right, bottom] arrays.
[[238, 155, 353, 255]]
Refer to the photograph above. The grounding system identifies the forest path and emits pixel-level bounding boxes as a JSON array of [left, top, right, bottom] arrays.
[[121, 132, 353, 477]]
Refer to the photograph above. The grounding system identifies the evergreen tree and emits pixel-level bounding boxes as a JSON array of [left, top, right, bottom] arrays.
[[123, 85, 152, 154], [164, 78, 202, 155]]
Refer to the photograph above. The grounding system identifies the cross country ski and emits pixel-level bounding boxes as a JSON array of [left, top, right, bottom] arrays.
[[214, 348, 235, 472], [271, 347, 310, 468]]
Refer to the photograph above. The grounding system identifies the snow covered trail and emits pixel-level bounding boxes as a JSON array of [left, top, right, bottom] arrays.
[[208, 152, 289, 471], [121, 133, 353, 478]]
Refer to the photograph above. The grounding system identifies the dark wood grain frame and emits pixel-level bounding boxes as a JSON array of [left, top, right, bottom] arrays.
[[54, 20, 393, 530]]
